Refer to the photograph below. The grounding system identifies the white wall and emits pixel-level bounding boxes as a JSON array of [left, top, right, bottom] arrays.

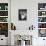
[[11, 0, 46, 46], [11, 0, 38, 30], [11, 0, 46, 30]]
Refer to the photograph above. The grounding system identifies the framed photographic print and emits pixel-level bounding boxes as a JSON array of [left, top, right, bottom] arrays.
[[38, 3, 46, 10], [0, 11, 8, 16], [11, 23, 16, 30], [0, 17, 8, 22], [38, 23, 46, 28], [0, 23, 8, 37], [0, 3, 8, 10], [38, 29, 46, 37], [18, 9, 27, 21]]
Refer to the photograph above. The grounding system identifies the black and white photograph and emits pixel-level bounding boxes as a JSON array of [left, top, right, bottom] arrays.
[[38, 3, 46, 10], [0, 3, 8, 10], [38, 17, 46, 22], [0, 17, 8, 22], [18, 9, 27, 21]]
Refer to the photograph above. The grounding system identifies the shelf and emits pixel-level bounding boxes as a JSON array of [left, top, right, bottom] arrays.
[[38, 10, 46, 11], [0, 10, 8, 11], [38, 22, 46, 23], [0, 22, 8, 23], [38, 16, 46, 17], [0, 16, 8, 17], [38, 28, 46, 29]]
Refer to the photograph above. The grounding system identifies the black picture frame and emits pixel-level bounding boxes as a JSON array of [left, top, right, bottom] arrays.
[[18, 9, 27, 21]]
